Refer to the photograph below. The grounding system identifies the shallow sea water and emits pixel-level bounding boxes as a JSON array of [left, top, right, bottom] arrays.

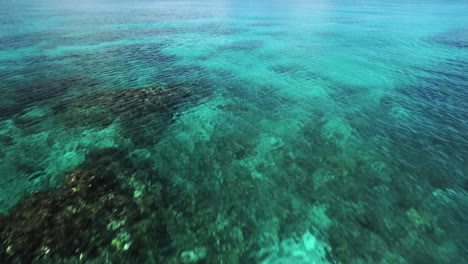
[[0, 0, 467, 263]]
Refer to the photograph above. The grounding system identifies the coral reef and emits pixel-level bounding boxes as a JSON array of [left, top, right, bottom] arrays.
[[0, 170, 141, 263], [0, 85, 196, 214], [53, 87, 192, 128]]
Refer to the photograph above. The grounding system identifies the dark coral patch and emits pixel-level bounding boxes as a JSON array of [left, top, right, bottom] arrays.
[[0, 75, 102, 120], [429, 28, 468, 48], [53, 86, 191, 128], [0, 170, 141, 263], [221, 40, 264, 52]]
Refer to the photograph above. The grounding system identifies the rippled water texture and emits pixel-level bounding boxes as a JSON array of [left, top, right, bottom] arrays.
[[0, 0, 467, 263]]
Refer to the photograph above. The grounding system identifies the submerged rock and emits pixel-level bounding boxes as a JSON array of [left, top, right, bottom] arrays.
[[429, 29, 468, 48], [53, 87, 191, 127], [0, 170, 141, 263]]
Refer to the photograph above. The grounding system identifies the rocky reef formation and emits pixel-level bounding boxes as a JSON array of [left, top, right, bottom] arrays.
[[0, 85, 196, 214], [53, 86, 191, 128], [0, 170, 142, 263], [50, 86, 194, 148], [0, 145, 175, 263]]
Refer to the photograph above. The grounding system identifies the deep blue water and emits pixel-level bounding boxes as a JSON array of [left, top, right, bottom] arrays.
[[0, 0, 467, 263]]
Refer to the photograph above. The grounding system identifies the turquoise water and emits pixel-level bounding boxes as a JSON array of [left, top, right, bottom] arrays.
[[0, 0, 467, 263]]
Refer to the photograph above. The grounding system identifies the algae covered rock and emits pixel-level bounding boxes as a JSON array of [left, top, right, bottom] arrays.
[[0, 170, 141, 263]]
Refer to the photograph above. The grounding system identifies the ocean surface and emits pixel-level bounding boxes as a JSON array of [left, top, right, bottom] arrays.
[[0, 0, 467, 263]]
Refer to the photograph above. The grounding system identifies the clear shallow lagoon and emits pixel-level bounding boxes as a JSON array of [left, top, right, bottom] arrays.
[[0, 0, 467, 263]]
